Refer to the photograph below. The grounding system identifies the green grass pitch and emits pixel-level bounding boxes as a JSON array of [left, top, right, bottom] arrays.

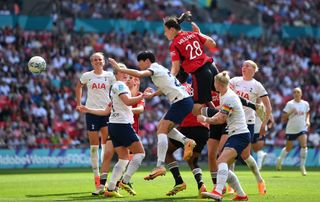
[[0, 165, 320, 201]]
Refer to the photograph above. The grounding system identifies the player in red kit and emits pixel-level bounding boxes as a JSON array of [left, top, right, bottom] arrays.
[[163, 12, 266, 121], [163, 11, 219, 114], [129, 76, 145, 134]]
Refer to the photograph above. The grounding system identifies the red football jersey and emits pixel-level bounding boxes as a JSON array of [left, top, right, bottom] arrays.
[[132, 92, 145, 134], [211, 91, 220, 107], [180, 83, 209, 128], [170, 31, 213, 73]]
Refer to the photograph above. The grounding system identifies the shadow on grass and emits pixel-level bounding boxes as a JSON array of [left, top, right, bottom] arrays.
[[26, 192, 89, 197], [55, 195, 202, 201]]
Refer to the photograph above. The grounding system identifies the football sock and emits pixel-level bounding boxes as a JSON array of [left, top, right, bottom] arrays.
[[167, 128, 187, 145], [108, 159, 129, 191], [168, 161, 183, 185], [211, 171, 217, 185], [244, 155, 263, 182], [227, 170, 246, 197], [279, 147, 288, 162], [193, 168, 204, 189], [257, 150, 266, 169], [157, 133, 168, 167], [100, 144, 106, 164], [100, 172, 108, 186], [122, 153, 145, 184], [300, 147, 308, 167], [216, 163, 228, 194], [90, 145, 100, 176], [229, 162, 235, 172]]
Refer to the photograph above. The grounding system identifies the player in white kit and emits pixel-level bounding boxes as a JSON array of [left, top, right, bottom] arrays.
[[79, 64, 151, 197], [108, 51, 196, 181], [197, 71, 250, 201], [229, 60, 271, 194], [76, 52, 115, 192], [276, 87, 310, 176]]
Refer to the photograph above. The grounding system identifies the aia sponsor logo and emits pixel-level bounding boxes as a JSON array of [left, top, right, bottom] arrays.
[[236, 90, 249, 100], [92, 83, 106, 90]]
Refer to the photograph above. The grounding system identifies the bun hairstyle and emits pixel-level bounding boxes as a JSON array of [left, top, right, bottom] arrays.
[[164, 11, 192, 30], [214, 71, 230, 86]]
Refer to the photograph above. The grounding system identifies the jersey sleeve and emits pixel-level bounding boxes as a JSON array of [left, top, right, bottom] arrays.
[[147, 63, 159, 76], [306, 101, 310, 112], [113, 82, 129, 96], [220, 96, 234, 116], [170, 43, 180, 62], [195, 32, 207, 44], [109, 73, 116, 84], [283, 102, 292, 113], [257, 81, 268, 97], [79, 72, 89, 84], [229, 78, 235, 91]]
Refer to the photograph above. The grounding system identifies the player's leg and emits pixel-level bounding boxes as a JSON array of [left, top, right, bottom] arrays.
[[227, 144, 250, 200], [242, 124, 265, 194], [207, 138, 219, 186], [218, 133, 234, 194], [164, 97, 196, 161], [298, 132, 308, 176], [184, 126, 209, 197], [252, 134, 267, 171], [277, 134, 295, 171], [227, 170, 248, 201], [86, 114, 104, 190], [201, 148, 237, 200], [207, 124, 225, 192], [100, 139, 114, 187], [105, 146, 129, 198], [202, 133, 250, 200], [87, 130, 100, 188], [119, 140, 145, 195], [145, 97, 195, 180], [165, 140, 186, 196], [92, 139, 114, 195], [191, 62, 217, 116]]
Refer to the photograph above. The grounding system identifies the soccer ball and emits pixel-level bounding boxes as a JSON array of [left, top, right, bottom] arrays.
[[28, 56, 46, 73]]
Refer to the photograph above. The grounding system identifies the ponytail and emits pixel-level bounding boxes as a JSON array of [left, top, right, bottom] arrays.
[[164, 11, 192, 30]]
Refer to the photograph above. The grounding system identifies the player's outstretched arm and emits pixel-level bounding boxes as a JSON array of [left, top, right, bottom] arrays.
[[119, 88, 152, 106], [190, 21, 216, 51], [108, 58, 152, 78], [76, 105, 111, 116]]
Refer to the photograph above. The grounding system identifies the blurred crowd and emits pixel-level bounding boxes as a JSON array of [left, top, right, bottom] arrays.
[[1, 0, 320, 26], [0, 1, 319, 162]]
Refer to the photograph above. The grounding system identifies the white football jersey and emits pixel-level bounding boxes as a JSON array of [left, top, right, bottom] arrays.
[[220, 88, 249, 136], [148, 63, 190, 103], [109, 81, 134, 124], [229, 77, 268, 124], [80, 71, 115, 109], [283, 99, 309, 134]]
